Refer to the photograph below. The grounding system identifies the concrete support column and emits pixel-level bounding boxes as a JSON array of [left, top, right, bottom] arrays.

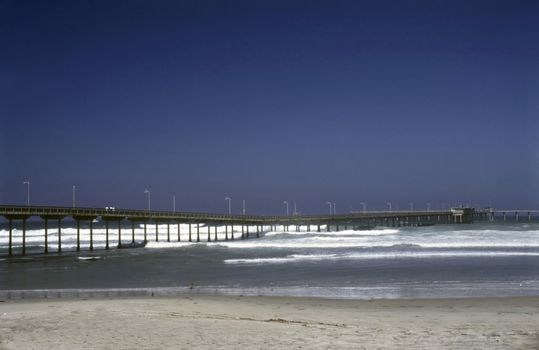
[[22, 218, 26, 256], [44, 218, 48, 254], [207, 225, 211, 242], [515, 212, 519, 222], [167, 223, 170, 242], [177, 223, 181, 242], [76, 220, 80, 251], [503, 212, 506, 221], [144, 222, 147, 241], [132, 221, 135, 243], [241, 225, 245, 239], [8, 219, 12, 257], [529, 212, 532, 222], [214, 225, 218, 241], [256, 225, 260, 238], [225, 225, 228, 241], [196, 223, 200, 242], [90, 219, 94, 251], [57, 219, 61, 253], [317, 224, 321, 232], [155, 223, 159, 242], [118, 220, 122, 245], [189, 223, 192, 242], [105, 220, 109, 250]]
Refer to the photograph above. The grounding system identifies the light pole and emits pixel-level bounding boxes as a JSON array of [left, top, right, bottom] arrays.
[[72, 185, 76, 208], [360, 202, 367, 213], [333, 202, 336, 215], [144, 189, 151, 212], [386, 202, 392, 212], [242, 199, 246, 216], [225, 197, 231, 215], [326, 201, 332, 215], [173, 195, 176, 212], [294, 202, 297, 216], [409, 202, 414, 211], [283, 201, 289, 216], [359, 202, 367, 213], [23, 180, 30, 206]]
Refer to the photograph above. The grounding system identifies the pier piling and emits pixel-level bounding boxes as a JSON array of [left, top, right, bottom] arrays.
[[22, 218, 26, 256], [90, 219, 94, 251], [44, 218, 48, 254], [8, 219, 12, 256], [57, 219, 61, 253], [105, 220, 109, 250]]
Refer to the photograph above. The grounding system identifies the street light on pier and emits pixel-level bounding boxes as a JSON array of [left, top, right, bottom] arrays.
[[242, 199, 246, 216], [326, 201, 332, 215], [386, 202, 392, 212], [294, 202, 297, 216], [23, 180, 30, 206], [144, 189, 151, 212], [72, 185, 76, 208], [360, 202, 367, 213], [225, 197, 231, 215], [172, 195, 176, 212], [333, 203, 336, 215], [283, 201, 289, 216]]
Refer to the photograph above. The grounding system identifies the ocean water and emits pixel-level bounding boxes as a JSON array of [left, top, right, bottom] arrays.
[[1, 221, 539, 299]]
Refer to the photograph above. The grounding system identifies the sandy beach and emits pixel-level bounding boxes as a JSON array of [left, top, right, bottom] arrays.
[[1, 295, 538, 349]]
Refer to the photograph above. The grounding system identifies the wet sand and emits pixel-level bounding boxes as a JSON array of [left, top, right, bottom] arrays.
[[1, 295, 538, 349]]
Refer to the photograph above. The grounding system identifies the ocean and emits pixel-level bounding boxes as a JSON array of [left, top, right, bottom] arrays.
[[2, 221, 539, 299]]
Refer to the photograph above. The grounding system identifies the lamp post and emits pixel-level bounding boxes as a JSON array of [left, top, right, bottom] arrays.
[[360, 202, 367, 213], [294, 202, 297, 216], [242, 199, 246, 216], [23, 180, 30, 206], [326, 201, 332, 215], [387, 202, 392, 212], [72, 185, 76, 208], [144, 189, 151, 212], [173, 195, 176, 212], [283, 201, 289, 216], [333, 202, 336, 215], [225, 197, 231, 215]]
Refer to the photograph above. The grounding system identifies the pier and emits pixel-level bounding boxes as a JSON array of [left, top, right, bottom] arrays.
[[1, 205, 475, 257], [486, 209, 539, 222]]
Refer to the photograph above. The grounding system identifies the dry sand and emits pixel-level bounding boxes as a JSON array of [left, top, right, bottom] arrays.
[[1, 295, 538, 349]]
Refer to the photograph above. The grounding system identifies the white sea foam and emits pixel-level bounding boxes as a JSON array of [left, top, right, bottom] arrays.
[[225, 251, 539, 264], [264, 228, 399, 236], [2, 225, 539, 252]]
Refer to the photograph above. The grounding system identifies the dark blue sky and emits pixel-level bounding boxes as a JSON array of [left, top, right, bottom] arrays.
[[1, 0, 538, 214]]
